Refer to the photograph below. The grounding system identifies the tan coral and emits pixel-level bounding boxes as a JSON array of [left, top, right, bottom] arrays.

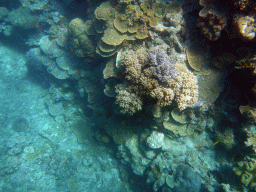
[[197, 6, 227, 41], [118, 49, 198, 111], [68, 18, 95, 57], [167, 65, 198, 110], [103, 57, 117, 79], [102, 28, 128, 46], [152, 2, 182, 18], [118, 50, 142, 81], [163, 121, 187, 137], [104, 79, 117, 97], [115, 84, 143, 115], [150, 87, 174, 107], [135, 47, 150, 66], [94, 1, 115, 27], [171, 108, 190, 124], [114, 10, 140, 34], [186, 41, 211, 74]]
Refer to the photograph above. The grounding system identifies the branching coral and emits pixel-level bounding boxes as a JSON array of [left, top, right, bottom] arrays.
[[149, 46, 178, 82], [235, 51, 256, 70], [233, 158, 256, 191], [116, 48, 198, 112], [150, 87, 174, 106], [167, 65, 199, 110], [115, 84, 143, 115], [234, 0, 256, 12]]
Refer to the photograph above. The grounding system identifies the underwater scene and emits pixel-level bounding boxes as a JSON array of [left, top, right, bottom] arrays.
[[0, 0, 256, 191]]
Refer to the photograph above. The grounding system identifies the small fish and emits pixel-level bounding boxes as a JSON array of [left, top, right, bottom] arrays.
[[211, 140, 222, 148], [152, 126, 158, 129]]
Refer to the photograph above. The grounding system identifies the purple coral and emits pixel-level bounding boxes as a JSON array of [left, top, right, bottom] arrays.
[[149, 46, 178, 82]]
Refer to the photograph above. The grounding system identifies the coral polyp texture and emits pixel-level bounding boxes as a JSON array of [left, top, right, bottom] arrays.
[[149, 46, 178, 82], [115, 47, 198, 114], [115, 84, 143, 115]]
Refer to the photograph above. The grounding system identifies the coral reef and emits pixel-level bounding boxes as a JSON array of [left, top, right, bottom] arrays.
[[167, 65, 199, 110], [186, 41, 210, 75], [167, 165, 201, 192], [118, 128, 218, 191], [215, 127, 235, 150], [197, 0, 256, 41], [233, 14, 256, 41], [234, 0, 256, 12]]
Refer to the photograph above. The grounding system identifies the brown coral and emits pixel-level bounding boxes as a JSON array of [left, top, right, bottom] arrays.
[[197, 6, 227, 41], [118, 50, 142, 82], [68, 18, 95, 57], [234, 0, 256, 12], [150, 87, 174, 107]]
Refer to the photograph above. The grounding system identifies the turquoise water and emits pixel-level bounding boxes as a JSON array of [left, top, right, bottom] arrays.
[[0, 0, 255, 192]]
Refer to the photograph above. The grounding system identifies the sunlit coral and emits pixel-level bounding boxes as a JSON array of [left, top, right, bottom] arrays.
[[167, 65, 199, 110], [233, 14, 256, 41]]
